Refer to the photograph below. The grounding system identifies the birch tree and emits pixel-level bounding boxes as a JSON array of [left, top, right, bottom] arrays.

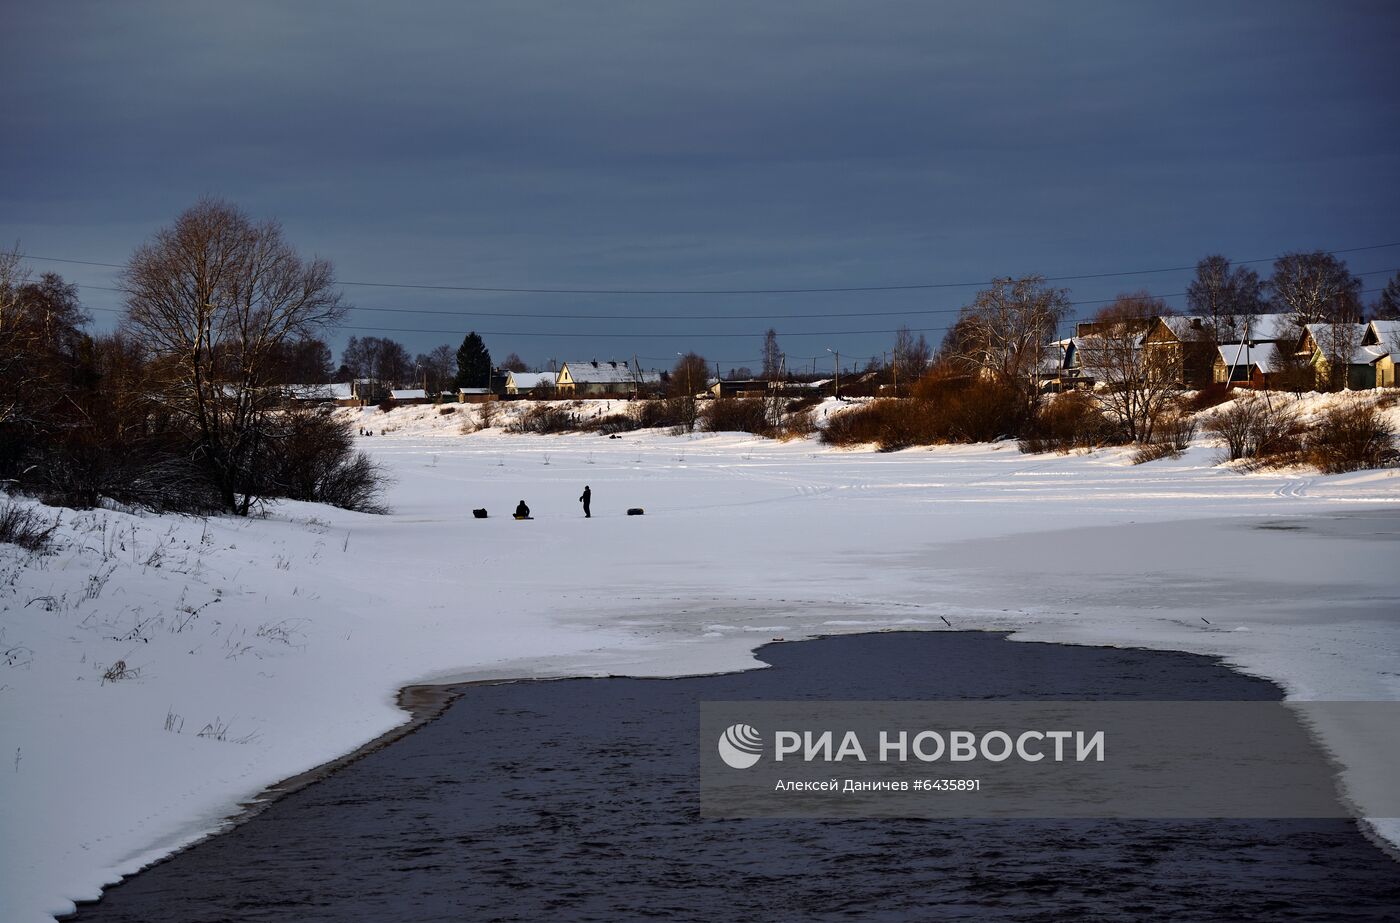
[[122, 199, 346, 513]]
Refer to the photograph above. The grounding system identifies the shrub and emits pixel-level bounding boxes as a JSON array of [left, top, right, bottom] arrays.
[[1185, 383, 1233, 413], [0, 500, 58, 552], [586, 413, 642, 435], [377, 398, 397, 412], [1305, 404, 1397, 474], [258, 409, 390, 513], [820, 400, 897, 447], [1203, 398, 1302, 465], [631, 398, 687, 430], [1019, 392, 1120, 454], [700, 397, 771, 435], [507, 403, 578, 434]]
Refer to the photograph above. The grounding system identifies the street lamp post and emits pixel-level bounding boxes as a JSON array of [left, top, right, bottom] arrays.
[[826, 347, 840, 399]]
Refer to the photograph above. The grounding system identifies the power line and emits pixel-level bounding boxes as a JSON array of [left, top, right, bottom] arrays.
[[73, 266, 1400, 322], [80, 285, 1389, 339], [18, 241, 1400, 296]]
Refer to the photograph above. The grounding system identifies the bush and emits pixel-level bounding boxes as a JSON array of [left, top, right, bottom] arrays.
[[1203, 398, 1302, 465], [585, 412, 642, 435], [700, 397, 771, 435], [377, 398, 397, 412], [506, 403, 578, 434], [820, 400, 899, 448], [1130, 409, 1199, 463], [1019, 392, 1121, 454], [0, 499, 58, 551], [631, 398, 687, 430], [1306, 404, 1397, 474], [1185, 383, 1233, 413], [258, 409, 390, 513]]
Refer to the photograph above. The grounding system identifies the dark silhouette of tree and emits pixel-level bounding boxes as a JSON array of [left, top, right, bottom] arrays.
[[499, 352, 529, 372], [1267, 251, 1362, 325], [122, 199, 346, 513], [1186, 255, 1264, 343], [341, 335, 411, 384], [891, 325, 931, 390], [416, 344, 457, 394], [455, 331, 491, 388], [1373, 272, 1400, 320], [761, 329, 782, 380]]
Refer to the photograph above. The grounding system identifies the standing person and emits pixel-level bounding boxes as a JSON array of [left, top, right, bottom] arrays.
[[579, 485, 591, 518]]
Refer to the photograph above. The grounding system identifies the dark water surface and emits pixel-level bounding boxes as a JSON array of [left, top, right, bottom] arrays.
[[71, 632, 1400, 921]]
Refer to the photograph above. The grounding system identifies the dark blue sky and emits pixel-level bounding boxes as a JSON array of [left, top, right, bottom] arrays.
[[3, 1, 1398, 374]]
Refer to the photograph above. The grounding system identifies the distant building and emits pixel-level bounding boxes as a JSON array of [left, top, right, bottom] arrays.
[[500, 371, 557, 397], [556, 360, 660, 397], [389, 388, 431, 404]]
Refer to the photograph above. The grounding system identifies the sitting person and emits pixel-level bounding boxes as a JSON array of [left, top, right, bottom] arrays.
[[514, 500, 531, 519]]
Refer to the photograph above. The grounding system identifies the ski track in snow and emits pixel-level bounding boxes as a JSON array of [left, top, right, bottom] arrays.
[[2, 394, 1400, 921]]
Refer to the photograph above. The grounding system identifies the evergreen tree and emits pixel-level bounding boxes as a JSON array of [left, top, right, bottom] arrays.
[[455, 332, 491, 388]]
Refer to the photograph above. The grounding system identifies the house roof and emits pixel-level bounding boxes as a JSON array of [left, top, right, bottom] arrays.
[[1366, 319, 1400, 348], [390, 388, 427, 400], [564, 360, 637, 384], [1157, 315, 1208, 339], [510, 372, 555, 389], [1215, 344, 1282, 372], [458, 387, 491, 394], [286, 383, 352, 401]]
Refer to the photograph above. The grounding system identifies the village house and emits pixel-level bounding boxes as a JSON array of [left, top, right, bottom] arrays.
[[1211, 343, 1284, 387], [283, 382, 354, 406], [556, 359, 661, 397], [389, 388, 432, 405], [498, 370, 557, 397], [708, 379, 771, 399], [457, 387, 495, 404], [1298, 323, 1394, 390]]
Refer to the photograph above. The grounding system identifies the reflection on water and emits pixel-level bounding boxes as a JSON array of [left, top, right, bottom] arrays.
[[71, 632, 1400, 922]]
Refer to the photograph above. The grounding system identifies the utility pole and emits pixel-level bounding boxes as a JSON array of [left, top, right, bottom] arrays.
[[827, 347, 840, 399]]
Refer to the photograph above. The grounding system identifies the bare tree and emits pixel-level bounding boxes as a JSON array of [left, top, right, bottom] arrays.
[[499, 351, 529, 372], [1186, 255, 1264, 344], [671, 352, 708, 432], [891, 325, 931, 393], [944, 276, 1071, 399], [1373, 272, 1400, 320], [1267, 251, 1362, 326], [342, 335, 411, 385], [761, 328, 782, 380], [1080, 293, 1181, 444], [416, 344, 457, 394], [121, 199, 346, 513]]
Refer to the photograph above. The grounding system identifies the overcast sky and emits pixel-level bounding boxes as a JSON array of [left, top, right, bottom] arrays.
[[3, 1, 1398, 374]]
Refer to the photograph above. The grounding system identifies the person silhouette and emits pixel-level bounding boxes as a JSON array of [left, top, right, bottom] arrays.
[[579, 485, 591, 518], [514, 500, 530, 519]]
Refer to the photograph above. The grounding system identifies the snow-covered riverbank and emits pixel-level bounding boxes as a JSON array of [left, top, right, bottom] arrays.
[[3, 398, 1400, 921]]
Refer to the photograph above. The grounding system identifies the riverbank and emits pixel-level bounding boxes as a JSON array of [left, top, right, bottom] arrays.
[[3, 429, 1399, 920]]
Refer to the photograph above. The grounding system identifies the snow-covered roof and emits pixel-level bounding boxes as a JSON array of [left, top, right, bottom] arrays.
[[1367, 320, 1400, 348], [1356, 344, 1391, 364], [390, 389, 427, 400], [286, 382, 352, 401], [1215, 344, 1282, 372], [458, 387, 491, 395], [1304, 322, 1368, 341], [510, 372, 555, 389], [564, 360, 637, 384], [1157, 315, 1208, 339]]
